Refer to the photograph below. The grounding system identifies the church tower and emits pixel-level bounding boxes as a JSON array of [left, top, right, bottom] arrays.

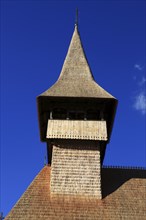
[[37, 24, 117, 199], [5, 16, 146, 220]]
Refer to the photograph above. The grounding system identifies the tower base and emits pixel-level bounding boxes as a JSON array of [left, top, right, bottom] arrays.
[[50, 140, 102, 199]]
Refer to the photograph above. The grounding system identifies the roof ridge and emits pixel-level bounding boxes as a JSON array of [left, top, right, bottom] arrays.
[[102, 165, 146, 170]]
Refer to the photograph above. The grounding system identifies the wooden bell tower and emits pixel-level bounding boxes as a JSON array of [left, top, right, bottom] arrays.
[[37, 24, 117, 199]]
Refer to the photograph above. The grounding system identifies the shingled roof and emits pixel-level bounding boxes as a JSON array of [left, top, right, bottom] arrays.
[[5, 165, 146, 220], [37, 25, 118, 142], [38, 25, 116, 99]]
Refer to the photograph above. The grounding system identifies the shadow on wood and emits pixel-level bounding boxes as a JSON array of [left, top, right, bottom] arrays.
[[101, 167, 146, 198]]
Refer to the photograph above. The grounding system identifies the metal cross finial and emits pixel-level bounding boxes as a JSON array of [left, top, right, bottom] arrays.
[[75, 8, 78, 27]]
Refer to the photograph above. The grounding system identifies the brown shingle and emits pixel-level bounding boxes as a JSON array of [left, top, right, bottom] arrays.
[[5, 166, 146, 220]]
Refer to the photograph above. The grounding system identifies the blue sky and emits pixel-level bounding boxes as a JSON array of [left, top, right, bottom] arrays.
[[0, 0, 146, 217]]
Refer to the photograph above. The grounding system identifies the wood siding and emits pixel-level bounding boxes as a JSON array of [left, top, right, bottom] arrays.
[[46, 120, 107, 140]]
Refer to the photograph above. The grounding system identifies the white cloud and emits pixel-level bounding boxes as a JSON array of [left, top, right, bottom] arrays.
[[133, 73, 146, 115], [139, 76, 146, 86], [133, 92, 146, 115], [132, 64, 146, 115], [134, 64, 143, 71]]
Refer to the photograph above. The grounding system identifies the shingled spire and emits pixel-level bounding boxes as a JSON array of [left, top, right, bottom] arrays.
[[39, 25, 115, 99]]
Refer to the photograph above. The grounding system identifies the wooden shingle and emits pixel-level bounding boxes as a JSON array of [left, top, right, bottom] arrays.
[[5, 166, 146, 220], [39, 26, 116, 99]]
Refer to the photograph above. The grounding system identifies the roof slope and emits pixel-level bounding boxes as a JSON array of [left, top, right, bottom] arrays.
[[5, 166, 146, 220], [39, 26, 116, 99]]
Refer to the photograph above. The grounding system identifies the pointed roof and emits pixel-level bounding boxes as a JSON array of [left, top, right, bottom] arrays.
[[39, 26, 116, 99], [5, 166, 146, 219]]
